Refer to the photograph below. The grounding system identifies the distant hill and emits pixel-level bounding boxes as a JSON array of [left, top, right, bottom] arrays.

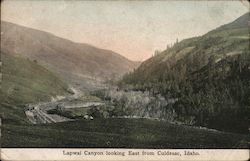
[[120, 12, 250, 133], [213, 12, 249, 31], [1, 21, 139, 90], [122, 12, 249, 85], [0, 51, 69, 124]]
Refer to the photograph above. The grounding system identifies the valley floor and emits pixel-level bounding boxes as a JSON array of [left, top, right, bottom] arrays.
[[2, 118, 249, 148]]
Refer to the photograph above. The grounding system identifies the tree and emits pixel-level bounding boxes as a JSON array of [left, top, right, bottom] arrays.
[[154, 50, 161, 56], [208, 55, 216, 83]]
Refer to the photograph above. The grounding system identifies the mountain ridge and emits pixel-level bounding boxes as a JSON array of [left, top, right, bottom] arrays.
[[1, 21, 140, 90], [1, 20, 134, 62], [213, 12, 249, 31]]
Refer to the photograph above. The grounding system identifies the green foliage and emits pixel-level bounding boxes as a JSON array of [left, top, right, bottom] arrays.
[[119, 25, 250, 134]]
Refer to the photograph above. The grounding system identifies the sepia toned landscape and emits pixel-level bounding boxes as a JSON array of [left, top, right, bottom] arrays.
[[0, 1, 249, 148]]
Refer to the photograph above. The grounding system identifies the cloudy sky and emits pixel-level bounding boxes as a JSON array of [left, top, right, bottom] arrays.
[[1, 0, 249, 61]]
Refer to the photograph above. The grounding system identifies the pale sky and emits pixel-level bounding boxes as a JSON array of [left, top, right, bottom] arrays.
[[1, 0, 249, 61]]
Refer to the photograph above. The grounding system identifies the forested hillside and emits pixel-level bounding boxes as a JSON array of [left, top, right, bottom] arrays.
[[120, 12, 250, 133]]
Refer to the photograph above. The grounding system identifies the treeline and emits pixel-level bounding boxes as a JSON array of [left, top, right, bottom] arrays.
[[118, 31, 250, 133], [175, 52, 250, 133], [92, 89, 177, 121]]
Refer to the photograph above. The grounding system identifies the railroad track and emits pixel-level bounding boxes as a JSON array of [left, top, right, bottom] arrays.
[[34, 106, 56, 123]]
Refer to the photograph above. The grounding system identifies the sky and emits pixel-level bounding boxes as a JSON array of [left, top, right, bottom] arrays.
[[1, 0, 249, 61]]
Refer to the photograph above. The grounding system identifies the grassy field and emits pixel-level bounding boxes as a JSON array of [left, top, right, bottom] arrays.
[[0, 51, 69, 124], [1, 51, 69, 104], [2, 118, 249, 148]]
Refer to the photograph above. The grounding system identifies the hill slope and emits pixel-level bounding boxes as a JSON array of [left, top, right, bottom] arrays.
[[122, 13, 250, 86], [0, 51, 69, 124], [214, 12, 249, 31], [1, 21, 139, 90], [120, 12, 250, 133], [1, 50, 248, 148]]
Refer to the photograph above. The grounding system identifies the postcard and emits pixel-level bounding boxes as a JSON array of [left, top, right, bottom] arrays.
[[0, 0, 249, 160]]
